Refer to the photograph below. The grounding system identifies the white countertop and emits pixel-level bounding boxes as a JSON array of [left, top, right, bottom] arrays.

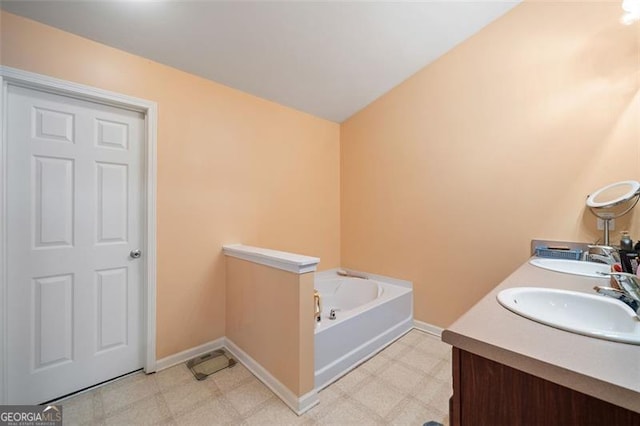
[[442, 258, 640, 413]]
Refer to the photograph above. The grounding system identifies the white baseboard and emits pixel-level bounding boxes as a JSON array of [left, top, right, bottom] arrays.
[[155, 337, 225, 371], [413, 320, 444, 338], [224, 338, 319, 416]]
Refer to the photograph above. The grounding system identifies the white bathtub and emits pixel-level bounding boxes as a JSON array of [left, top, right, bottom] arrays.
[[314, 271, 413, 390]]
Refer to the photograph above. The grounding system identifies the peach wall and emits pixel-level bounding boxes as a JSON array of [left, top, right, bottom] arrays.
[[225, 257, 314, 395], [3, 3, 639, 358], [0, 11, 340, 358], [341, 2, 640, 327]]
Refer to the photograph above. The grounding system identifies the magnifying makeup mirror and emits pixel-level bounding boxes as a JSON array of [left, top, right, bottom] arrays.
[[586, 180, 640, 245]]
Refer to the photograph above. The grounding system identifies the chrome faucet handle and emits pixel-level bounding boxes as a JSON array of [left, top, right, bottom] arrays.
[[589, 254, 615, 265], [587, 245, 621, 264], [597, 272, 640, 301], [593, 285, 640, 318], [588, 245, 617, 254], [599, 271, 640, 281]]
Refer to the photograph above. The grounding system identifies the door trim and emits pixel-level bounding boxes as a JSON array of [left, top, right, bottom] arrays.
[[0, 66, 158, 404]]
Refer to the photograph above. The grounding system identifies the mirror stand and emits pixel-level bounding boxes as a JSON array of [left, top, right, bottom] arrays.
[[586, 180, 640, 246]]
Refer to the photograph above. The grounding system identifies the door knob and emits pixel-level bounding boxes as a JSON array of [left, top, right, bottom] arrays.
[[130, 249, 142, 259]]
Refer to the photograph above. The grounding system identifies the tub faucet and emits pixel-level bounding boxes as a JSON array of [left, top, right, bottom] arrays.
[[586, 245, 620, 265], [314, 290, 322, 323], [594, 272, 640, 319], [337, 269, 369, 279]]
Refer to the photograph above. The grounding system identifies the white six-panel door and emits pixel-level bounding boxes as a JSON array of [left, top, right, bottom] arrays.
[[7, 84, 145, 404]]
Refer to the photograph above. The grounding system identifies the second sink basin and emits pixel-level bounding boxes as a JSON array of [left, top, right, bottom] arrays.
[[529, 258, 610, 278], [497, 287, 640, 345]]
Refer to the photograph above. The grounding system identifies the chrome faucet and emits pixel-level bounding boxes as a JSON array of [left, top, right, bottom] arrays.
[[593, 286, 640, 319], [586, 245, 621, 265], [609, 272, 640, 301], [314, 290, 322, 323], [594, 272, 640, 319]]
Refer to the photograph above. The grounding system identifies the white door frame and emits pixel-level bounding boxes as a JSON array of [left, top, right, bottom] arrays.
[[0, 66, 158, 404]]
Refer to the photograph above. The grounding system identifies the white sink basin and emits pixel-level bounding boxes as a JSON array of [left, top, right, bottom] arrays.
[[529, 258, 610, 278], [497, 287, 640, 345]]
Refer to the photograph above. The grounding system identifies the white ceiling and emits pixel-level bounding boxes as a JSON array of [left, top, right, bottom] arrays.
[[1, 1, 520, 122]]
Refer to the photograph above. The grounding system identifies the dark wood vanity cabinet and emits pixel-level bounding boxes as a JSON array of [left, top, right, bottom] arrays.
[[449, 347, 640, 426]]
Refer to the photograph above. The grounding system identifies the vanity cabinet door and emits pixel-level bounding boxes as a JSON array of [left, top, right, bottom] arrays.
[[450, 347, 640, 426]]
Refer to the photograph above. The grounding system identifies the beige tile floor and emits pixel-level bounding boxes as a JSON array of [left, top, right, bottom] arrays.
[[58, 329, 451, 425]]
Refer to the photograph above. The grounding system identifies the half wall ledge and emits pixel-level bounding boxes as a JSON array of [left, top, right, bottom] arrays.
[[222, 244, 320, 274]]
